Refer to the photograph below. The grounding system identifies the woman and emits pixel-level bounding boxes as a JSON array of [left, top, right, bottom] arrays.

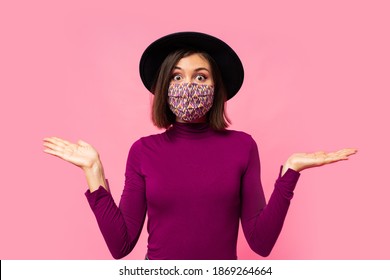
[[43, 32, 357, 260]]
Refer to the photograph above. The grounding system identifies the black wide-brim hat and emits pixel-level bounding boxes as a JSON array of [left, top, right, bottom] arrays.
[[139, 31, 244, 100]]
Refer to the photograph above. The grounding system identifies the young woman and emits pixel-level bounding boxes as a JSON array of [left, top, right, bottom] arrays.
[[43, 32, 357, 260]]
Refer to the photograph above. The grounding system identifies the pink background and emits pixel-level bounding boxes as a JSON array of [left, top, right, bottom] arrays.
[[1, 0, 389, 259]]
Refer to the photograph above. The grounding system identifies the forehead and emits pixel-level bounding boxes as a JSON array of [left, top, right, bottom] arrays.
[[175, 53, 211, 69]]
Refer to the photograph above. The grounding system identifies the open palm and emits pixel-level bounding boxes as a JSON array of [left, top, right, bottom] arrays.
[[43, 137, 100, 170], [287, 148, 357, 172]]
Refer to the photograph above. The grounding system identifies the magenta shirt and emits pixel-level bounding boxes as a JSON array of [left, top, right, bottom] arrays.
[[85, 122, 300, 259]]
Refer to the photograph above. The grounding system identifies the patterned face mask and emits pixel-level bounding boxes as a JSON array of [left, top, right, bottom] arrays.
[[168, 83, 214, 122]]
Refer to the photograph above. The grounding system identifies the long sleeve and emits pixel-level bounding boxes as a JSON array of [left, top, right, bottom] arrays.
[[240, 138, 300, 257], [84, 122, 300, 260], [85, 140, 147, 259]]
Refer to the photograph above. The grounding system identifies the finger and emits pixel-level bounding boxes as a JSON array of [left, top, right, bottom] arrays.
[[329, 150, 347, 157], [77, 139, 90, 146], [324, 157, 348, 165], [43, 137, 57, 144], [337, 149, 357, 157], [43, 136, 64, 142], [338, 148, 357, 153], [43, 148, 64, 159], [51, 137, 72, 146], [43, 137, 66, 148], [318, 151, 344, 162], [329, 148, 357, 158], [334, 153, 350, 161], [344, 148, 358, 155], [323, 155, 339, 163], [42, 142, 65, 153]]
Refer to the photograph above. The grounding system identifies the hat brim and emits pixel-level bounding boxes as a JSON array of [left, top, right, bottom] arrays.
[[139, 32, 244, 100]]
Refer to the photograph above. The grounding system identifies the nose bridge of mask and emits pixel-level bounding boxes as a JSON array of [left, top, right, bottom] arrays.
[[169, 83, 197, 97], [169, 82, 212, 96], [178, 82, 197, 90]]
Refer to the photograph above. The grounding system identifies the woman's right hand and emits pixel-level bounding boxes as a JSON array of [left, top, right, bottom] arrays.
[[43, 137, 100, 171]]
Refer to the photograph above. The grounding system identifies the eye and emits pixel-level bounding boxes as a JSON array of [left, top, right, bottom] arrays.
[[195, 74, 207, 82], [171, 74, 182, 81]]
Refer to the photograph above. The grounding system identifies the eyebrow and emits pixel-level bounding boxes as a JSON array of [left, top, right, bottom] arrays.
[[173, 66, 210, 72]]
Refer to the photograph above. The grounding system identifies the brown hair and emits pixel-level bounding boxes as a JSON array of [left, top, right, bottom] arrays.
[[151, 49, 231, 131]]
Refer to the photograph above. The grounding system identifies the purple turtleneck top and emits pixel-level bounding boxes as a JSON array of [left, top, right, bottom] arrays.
[[85, 122, 300, 260]]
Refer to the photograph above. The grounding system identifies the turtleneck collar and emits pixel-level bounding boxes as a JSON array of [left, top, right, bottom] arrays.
[[166, 121, 214, 139]]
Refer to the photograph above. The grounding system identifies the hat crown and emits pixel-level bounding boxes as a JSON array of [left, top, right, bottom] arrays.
[[139, 31, 244, 100]]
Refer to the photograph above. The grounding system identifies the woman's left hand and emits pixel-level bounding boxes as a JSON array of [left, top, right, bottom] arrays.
[[282, 148, 358, 175]]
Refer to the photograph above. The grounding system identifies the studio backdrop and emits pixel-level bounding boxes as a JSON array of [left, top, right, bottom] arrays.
[[0, 0, 389, 259]]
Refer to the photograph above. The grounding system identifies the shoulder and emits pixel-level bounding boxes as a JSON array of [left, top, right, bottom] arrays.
[[221, 129, 257, 146], [219, 129, 260, 165], [129, 130, 168, 151], [215, 129, 259, 159]]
